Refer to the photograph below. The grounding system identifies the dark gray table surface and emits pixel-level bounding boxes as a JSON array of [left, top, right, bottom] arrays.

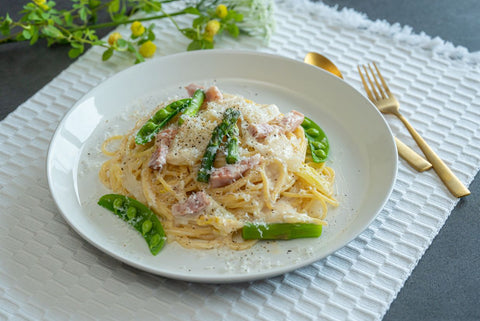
[[1, 1, 479, 320]]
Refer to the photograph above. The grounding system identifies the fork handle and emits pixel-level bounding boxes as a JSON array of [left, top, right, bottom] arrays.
[[396, 113, 470, 197]]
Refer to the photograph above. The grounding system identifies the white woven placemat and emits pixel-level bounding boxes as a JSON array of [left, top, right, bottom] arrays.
[[1, 1, 479, 320]]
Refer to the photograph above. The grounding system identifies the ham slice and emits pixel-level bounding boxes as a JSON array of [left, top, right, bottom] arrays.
[[209, 154, 262, 188], [205, 86, 223, 102], [148, 128, 178, 170], [248, 110, 305, 139], [172, 191, 210, 216], [185, 83, 203, 96], [247, 123, 276, 139], [279, 110, 305, 132], [185, 83, 223, 102]]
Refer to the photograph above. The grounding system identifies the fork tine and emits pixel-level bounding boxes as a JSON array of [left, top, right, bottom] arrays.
[[372, 62, 391, 96], [368, 63, 387, 99], [357, 65, 374, 101], [362, 65, 381, 100]]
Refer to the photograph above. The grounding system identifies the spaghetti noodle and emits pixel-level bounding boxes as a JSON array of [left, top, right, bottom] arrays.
[[99, 88, 338, 250]]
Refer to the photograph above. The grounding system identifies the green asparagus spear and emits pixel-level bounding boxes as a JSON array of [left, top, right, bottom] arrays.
[[242, 222, 323, 240], [226, 124, 239, 164], [197, 108, 241, 182], [178, 89, 205, 125], [135, 98, 191, 145], [98, 194, 166, 255]]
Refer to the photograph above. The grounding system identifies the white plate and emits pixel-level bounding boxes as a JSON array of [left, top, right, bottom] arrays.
[[47, 50, 397, 283]]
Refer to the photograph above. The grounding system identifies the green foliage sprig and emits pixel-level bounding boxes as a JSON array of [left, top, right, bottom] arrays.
[[0, 0, 275, 64]]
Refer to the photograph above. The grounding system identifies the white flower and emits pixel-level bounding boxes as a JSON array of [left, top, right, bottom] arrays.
[[225, 0, 276, 41]]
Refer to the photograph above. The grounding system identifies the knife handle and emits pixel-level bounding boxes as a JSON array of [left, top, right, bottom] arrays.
[[395, 137, 432, 172], [396, 114, 470, 197]]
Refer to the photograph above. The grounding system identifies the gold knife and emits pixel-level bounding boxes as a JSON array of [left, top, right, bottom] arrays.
[[395, 137, 432, 171]]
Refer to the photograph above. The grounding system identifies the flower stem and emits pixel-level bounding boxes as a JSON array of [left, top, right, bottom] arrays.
[[70, 10, 188, 32]]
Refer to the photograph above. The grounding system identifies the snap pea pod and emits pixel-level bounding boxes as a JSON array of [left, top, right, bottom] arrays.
[[98, 194, 166, 255], [135, 98, 191, 145], [226, 124, 239, 164], [178, 89, 205, 125], [242, 222, 323, 240], [301, 116, 329, 163], [197, 108, 241, 182]]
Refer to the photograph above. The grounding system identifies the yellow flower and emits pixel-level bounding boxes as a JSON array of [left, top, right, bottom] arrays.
[[215, 4, 228, 19], [131, 21, 145, 37], [33, 0, 49, 10], [205, 20, 221, 36], [139, 41, 156, 58], [108, 32, 122, 46]]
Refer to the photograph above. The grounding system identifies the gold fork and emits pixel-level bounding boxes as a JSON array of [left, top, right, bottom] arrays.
[[358, 62, 470, 198]]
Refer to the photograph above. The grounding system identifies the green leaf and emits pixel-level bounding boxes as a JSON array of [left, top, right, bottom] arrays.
[[40, 11, 50, 20], [192, 16, 208, 28], [184, 7, 200, 15], [79, 7, 88, 22], [147, 28, 155, 41], [116, 38, 127, 48], [51, 15, 63, 25], [42, 25, 63, 38], [16, 33, 26, 42], [84, 29, 98, 41], [89, 0, 101, 9], [134, 51, 145, 64], [0, 26, 10, 36], [70, 41, 83, 49], [27, 11, 42, 21], [71, 42, 84, 51], [108, 0, 120, 13], [181, 28, 198, 40], [102, 47, 114, 61], [73, 30, 83, 38], [0, 15, 12, 36], [64, 12, 73, 26], [226, 23, 239, 38], [127, 42, 136, 53], [203, 39, 214, 49], [47, 37, 56, 46], [230, 11, 244, 22], [89, 11, 98, 24], [143, 0, 162, 12], [30, 26, 39, 45], [4, 13, 13, 24], [187, 40, 202, 51], [68, 48, 82, 59], [22, 29, 32, 40], [22, 3, 37, 11], [111, 12, 128, 23]]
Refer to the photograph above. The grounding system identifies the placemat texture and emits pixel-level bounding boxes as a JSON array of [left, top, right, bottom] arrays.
[[1, 1, 479, 320]]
